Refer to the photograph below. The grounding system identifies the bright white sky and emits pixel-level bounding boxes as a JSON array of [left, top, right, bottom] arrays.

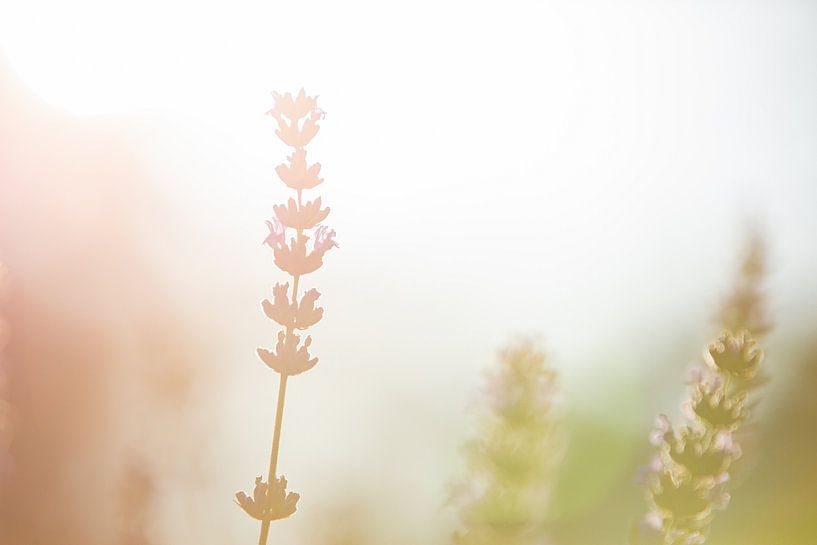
[[1, 0, 816, 542]]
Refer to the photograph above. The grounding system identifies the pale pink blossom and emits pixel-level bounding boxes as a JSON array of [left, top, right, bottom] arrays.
[[314, 225, 338, 254], [712, 490, 732, 510], [714, 430, 742, 457], [649, 414, 672, 446], [644, 511, 663, 530], [264, 217, 286, 249]]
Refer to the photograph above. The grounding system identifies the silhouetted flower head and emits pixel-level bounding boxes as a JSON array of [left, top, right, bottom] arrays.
[[235, 475, 300, 521], [257, 331, 318, 376], [269, 103, 323, 148], [262, 283, 292, 326], [273, 236, 320, 277], [291, 289, 324, 329], [267, 89, 318, 122], [275, 149, 323, 190], [650, 470, 710, 522], [666, 428, 733, 479], [687, 380, 747, 430], [274, 197, 329, 230], [706, 330, 762, 380], [262, 285, 324, 330]]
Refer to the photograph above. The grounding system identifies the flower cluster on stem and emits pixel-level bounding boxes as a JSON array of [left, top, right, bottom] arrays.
[[236, 89, 337, 545], [453, 340, 561, 545], [633, 235, 770, 545]]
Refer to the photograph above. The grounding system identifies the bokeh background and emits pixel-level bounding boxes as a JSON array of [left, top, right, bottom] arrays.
[[0, 0, 815, 544]]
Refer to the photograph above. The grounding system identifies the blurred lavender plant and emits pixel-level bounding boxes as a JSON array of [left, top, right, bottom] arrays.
[[632, 235, 770, 545], [453, 340, 561, 545], [236, 89, 337, 545]]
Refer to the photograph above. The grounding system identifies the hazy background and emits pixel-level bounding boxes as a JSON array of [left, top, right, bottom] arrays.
[[0, 0, 815, 544]]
